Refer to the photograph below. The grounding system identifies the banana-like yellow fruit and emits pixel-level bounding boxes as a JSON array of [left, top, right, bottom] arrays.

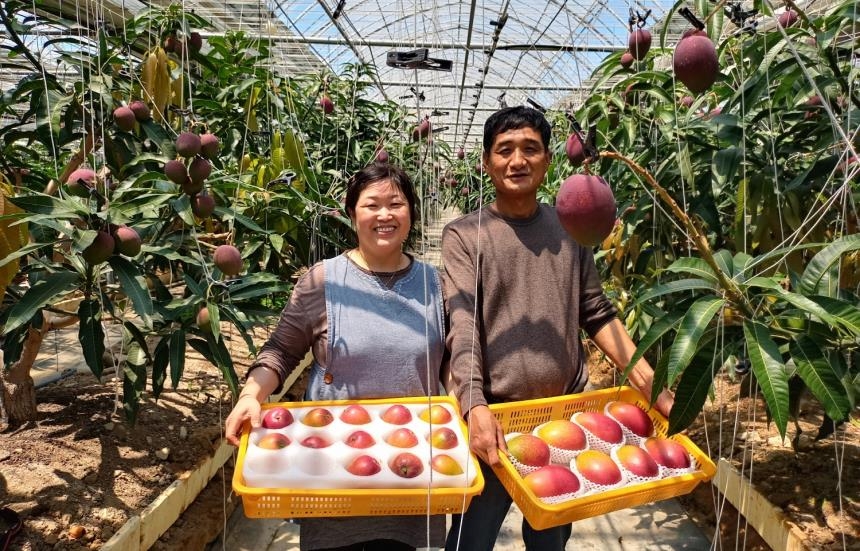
[[282, 129, 305, 171], [170, 66, 184, 111], [245, 86, 260, 132], [152, 47, 171, 122], [140, 51, 158, 109], [0, 179, 26, 301]]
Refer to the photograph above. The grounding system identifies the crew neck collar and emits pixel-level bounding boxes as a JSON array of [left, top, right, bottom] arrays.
[[487, 202, 543, 225], [344, 251, 414, 275]]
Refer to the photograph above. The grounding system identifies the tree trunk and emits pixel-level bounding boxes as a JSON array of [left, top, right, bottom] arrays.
[[0, 313, 79, 430], [0, 325, 44, 429]]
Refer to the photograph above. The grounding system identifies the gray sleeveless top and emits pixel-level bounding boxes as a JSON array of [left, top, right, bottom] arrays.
[[300, 253, 446, 550], [304, 253, 445, 401]]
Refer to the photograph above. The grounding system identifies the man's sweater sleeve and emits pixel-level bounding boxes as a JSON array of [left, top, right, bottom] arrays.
[[579, 247, 619, 337], [441, 223, 487, 416]]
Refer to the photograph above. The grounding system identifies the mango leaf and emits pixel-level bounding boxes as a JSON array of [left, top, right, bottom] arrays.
[[731, 252, 753, 279], [269, 233, 285, 253], [713, 147, 742, 190], [621, 310, 684, 384], [664, 257, 718, 283], [746, 276, 842, 330], [1, 321, 27, 368], [649, 351, 671, 406], [667, 297, 725, 385], [186, 335, 239, 396], [807, 295, 860, 335], [139, 118, 175, 154], [187, 337, 216, 365], [790, 336, 852, 422], [171, 195, 195, 226], [8, 194, 89, 217], [216, 207, 270, 234], [143, 245, 200, 265], [183, 273, 206, 298], [668, 354, 716, 435], [712, 249, 734, 279], [206, 301, 221, 343], [122, 321, 151, 363], [169, 329, 186, 389], [744, 320, 790, 438], [749, 242, 823, 277], [0, 242, 43, 269], [732, 178, 747, 248], [633, 278, 718, 306], [151, 336, 169, 400], [800, 234, 860, 294], [78, 298, 106, 380], [123, 341, 148, 425], [108, 256, 153, 329], [111, 192, 173, 217], [225, 272, 292, 300], [4, 271, 80, 333], [217, 303, 258, 356], [206, 331, 239, 397]]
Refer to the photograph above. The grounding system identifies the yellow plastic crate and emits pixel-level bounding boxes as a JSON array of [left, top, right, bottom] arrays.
[[488, 386, 717, 530], [233, 395, 484, 518]]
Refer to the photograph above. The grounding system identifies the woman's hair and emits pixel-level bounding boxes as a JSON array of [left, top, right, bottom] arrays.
[[344, 162, 418, 233], [482, 106, 552, 153]]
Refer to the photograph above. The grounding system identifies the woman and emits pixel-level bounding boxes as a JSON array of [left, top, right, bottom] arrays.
[[224, 162, 446, 551]]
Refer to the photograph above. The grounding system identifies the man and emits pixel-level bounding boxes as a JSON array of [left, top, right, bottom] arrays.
[[443, 106, 673, 551]]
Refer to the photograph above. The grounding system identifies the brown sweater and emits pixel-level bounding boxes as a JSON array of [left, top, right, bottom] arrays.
[[442, 203, 618, 415]]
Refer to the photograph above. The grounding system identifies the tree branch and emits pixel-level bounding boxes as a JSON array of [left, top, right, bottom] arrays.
[[0, 4, 44, 74], [600, 151, 753, 315]]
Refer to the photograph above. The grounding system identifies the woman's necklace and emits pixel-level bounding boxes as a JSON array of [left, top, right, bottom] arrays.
[[349, 249, 406, 290]]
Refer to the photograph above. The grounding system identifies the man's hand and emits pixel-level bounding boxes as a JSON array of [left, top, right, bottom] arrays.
[[224, 395, 262, 446], [654, 388, 674, 419], [466, 405, 507, 466]]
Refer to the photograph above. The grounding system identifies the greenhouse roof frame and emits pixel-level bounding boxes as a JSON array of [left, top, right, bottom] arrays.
[[279, 0, 682, 150], [20, 0, 799, 153]]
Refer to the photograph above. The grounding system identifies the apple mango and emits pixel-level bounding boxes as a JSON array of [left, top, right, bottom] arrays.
[[523, 465, 581, 498], [381, 404, 413, 425], [256, 433, 290, 450], [430, 454, 464, 475], [389, 452, 424, 478], [574, 450, 623, 486], [534, 420, 586, 451], [302, 407, 334, 427], [506, 434, 551, 467], [346, 455, 381, 476]]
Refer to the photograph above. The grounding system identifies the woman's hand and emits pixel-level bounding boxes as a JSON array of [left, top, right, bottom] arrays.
[[225, 368, 280, 446], [225, 395, 263, 446], [466, 405, 507, 467]]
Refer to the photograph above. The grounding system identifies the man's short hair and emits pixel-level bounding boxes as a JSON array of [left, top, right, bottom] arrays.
[[482, 106, 552, 153]]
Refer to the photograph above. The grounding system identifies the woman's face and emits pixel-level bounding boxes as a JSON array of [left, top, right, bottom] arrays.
[[351, 179, 411, 257]]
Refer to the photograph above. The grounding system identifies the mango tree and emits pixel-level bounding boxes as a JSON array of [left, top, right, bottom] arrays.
[[575, 0, 859, 438]]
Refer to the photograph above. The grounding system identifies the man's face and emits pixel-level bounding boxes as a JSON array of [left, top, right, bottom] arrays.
[[483, 126, 550, 200]]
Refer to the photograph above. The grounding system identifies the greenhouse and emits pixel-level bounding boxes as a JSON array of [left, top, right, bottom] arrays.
[[0, 0, 857, 549]]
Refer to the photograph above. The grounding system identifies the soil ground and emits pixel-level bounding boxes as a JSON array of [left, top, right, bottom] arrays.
[[1, 339, 857, 550]]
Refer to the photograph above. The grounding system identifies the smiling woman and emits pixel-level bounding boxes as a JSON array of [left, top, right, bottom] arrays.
[[223, 163, 448, 551], [344, 163, 417, 275]]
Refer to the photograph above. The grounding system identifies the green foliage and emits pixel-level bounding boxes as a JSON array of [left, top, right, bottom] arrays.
[[0, 3, 440, 425], [585, 0, 860, 437]]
